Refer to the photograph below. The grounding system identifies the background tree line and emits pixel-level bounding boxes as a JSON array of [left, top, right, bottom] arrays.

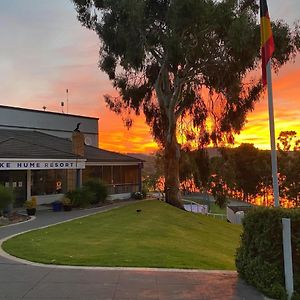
[[149, 130, 300, 208]]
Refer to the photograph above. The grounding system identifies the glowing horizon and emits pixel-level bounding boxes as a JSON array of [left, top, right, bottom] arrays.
[[98, 57, 300, 154]]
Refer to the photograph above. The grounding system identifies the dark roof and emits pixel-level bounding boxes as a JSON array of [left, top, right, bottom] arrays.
[[0, 105, 98, 120], [0, 137, 78, 159], [0, 129, 142, 163], [85, 145, 143, 163]]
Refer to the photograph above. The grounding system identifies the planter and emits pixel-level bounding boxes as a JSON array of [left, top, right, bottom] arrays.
[[26, 208, 36, 216], [52, 201, 62, 212], [63, 205, 72, 211]]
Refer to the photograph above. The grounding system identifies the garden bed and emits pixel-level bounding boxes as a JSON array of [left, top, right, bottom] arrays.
[[0, 212, 30, 227]]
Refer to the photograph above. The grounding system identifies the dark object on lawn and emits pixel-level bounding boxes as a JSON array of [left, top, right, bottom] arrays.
[[136, 209, 142, 213]]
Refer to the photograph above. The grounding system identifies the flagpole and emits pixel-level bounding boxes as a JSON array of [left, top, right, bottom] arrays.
[[266, 60, 280, 207]]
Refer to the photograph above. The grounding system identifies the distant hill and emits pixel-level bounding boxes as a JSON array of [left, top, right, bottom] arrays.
[[126, 153, 157, 176], [127, 148, 221, 177]]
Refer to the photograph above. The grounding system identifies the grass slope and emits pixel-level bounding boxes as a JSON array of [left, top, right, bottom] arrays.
[[2, 200, 241, 269]]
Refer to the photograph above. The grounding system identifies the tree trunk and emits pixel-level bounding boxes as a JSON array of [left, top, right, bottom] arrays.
[[154, 64, 184, 209], [164, 127, 183, 209]]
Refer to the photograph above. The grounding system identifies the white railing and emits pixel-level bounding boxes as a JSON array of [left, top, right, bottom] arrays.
[[183, 199, 208, 214], [207, 213, 227, 220]]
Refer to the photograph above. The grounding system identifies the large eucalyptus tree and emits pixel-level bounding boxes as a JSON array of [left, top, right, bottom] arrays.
[[73, 0, 299, 208]]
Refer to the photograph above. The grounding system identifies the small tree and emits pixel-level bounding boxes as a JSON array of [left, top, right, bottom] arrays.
[[277, 131, 300, 206], [277, 131, 300, 152], [73, 0, 299, 208], [179, 147, 196, 194], [193, 148, 210, 191], [0, 185, 14, 216], [216, 144, 272, 203], [209, 175, 228, 208]]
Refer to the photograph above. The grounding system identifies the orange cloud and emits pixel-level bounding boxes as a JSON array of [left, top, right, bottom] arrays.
[[234, 59, 300, 149], [99, 109, 157, 153]]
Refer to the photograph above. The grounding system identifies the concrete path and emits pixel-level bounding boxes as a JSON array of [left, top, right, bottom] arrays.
[[0, 202, 266, 300]]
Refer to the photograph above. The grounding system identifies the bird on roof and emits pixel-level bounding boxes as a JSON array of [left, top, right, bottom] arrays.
[[74, 122, 81, 132]]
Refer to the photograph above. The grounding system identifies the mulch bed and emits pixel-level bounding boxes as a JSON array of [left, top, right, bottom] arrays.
[[0, 212, 30, 227]]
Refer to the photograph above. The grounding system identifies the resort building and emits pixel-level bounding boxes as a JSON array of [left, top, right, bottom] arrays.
[[0, 105, 143, 205]]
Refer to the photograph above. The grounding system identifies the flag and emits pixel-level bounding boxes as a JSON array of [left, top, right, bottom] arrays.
[[260, 0, 275, 86]]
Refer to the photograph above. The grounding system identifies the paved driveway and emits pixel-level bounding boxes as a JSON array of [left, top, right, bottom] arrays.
[[0, 202, 266, 300]]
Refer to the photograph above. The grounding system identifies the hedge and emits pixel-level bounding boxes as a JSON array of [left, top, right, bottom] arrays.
[[236, 207, 300, 299]]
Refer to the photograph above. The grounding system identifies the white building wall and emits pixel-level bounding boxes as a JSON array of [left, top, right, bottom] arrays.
[[0, 105, 98, 146]]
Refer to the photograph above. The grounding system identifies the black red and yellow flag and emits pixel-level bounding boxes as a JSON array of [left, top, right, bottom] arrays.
[[260, 0, 275, 86]]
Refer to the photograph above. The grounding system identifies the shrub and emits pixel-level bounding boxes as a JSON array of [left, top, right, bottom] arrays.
[[141, 187, 148, 199], [25, 197, 37, 209], [83, 181, 108, 205], [66, 187, 95, 208], [236, 207, 300, 299], [142, 175, 159, 192], [62, 197, 72, 206], [0, 185, 14, 216]]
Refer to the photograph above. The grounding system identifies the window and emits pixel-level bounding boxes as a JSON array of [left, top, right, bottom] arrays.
[[31, 169, 67, 195]]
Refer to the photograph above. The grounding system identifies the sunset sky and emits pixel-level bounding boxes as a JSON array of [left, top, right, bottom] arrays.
[[0, 0, 299, 153]]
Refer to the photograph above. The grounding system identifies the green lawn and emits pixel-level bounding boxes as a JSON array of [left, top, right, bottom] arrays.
[[209, 203, 226, 214], [2, 200, 241, 269]]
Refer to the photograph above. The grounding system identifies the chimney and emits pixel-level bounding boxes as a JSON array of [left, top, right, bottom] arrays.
[[72, 131, 85, 157]]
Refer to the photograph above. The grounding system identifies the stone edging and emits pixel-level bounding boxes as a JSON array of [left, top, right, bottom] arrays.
[[0, 215, 36, 228]]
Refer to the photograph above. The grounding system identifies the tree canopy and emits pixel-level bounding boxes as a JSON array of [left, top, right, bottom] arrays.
[[73, 0, 300, 208], [277, 131, 300, 206]]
